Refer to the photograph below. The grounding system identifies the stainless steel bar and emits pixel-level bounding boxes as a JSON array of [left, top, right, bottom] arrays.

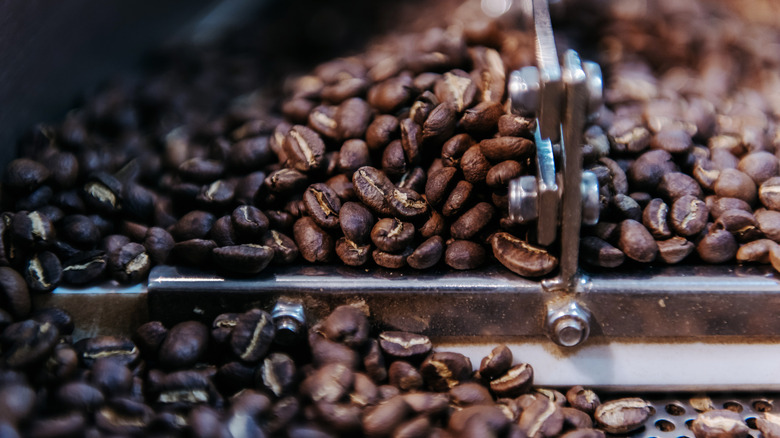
[[532, 0, 563, 142]]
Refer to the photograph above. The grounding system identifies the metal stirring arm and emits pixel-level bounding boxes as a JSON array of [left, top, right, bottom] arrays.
[[508, 0, 602, 347]]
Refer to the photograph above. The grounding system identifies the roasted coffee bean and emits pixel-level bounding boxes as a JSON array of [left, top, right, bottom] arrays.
[[60, 214, 100, 250], [388, 361, 424, 391], [714, 168, 757, 205], [425, 167, 458, 207], [642, 198, 672, 239], [451, 202, 493, 240], [293, 217, 334, 263], [135, 320, 168, 355], [379, 331, 431, 359], [170, 239, 216, 265], [690, 409, 750, 438], [366, 115, 399, 151], [697, 228, 738, 264], [612, 194, 642, 221], [461, 144, 492, 184], [178, 158, 224, 183], [759, 176, 780, 211], [441, 180, 473, 218], [143, 227, 174, 265], [445, 239, 486, 270], [95, 398, 152, 436], [261, 230, 299, 264], [460, 101, 503, 135], [486, 160, 524, 189], [434, 71, 477, 112], [371, 219, 415, 253], [737, 239, 778, 263], [714, 209, 761, 241], [756, 412, 780, 438], [409, 90, 439, 125], [441, 133, 473, 168], [593, 398, 653, 434], [389, 187, 429, 219], [658, 172, 702, 201], [0, 382, 35, 425], [373, 247, 412, 269], [657, 237, 695, 264], [562, 407, 593, 430], [707, 196, 752, 219], [283, 125, 326, 173], [334, 98, 371, 140], [258, 352, 296, 397], [3, 158, 50, 193], [517, 397, 564, 438], [566, 386, 601, 415], [263, 169, 308, 198], [122, 183, 155, 222], [353, 166, 394, 215], [159, 321, 209, 370], [398, 118, 423, 167], [397, 167, 427, 194], [756, 209, 780, 242], [368, 73, 414, 114], [618, 219, 658, 263], [693, 158, 721, 191], [195, 179, 235, 209], [670, 195, 708, 237], [382, 139, 408, 177], [490, 363, 533, 398], [337, 139, 371, 174], [422, 104, 457, 148], [650, 128, 692, 154], [309, 327, 360, 369], [321, 305, 369, 349], [209, 216, 236, 247], [13, 210, 56, 247], [2, 319, 59, 368], [303, 183, 341, 230], [301, 362, 353, 403], [229, 205, 268, 242], [0, 267, 30, 319], [28, 412, 87, 438], [230, 308, 275, 362], [61, 250, 106, 284], [55, 381, 104, 413], [478, 344, 512, 380], [157, 369, 218, 407], [628, 150, 677, 190], [326, 173, 355, 201], [234, 171, 266, 205], [608, 117, 651, 153], [449, 405, 510, 436], [108, 242, 150, 283], [77, 335, 139, 368], [361, 339, 387, 384], [407, 236, 444, 270], [308, 105, 340, 140], [170, 211, 215, 241], [211, 313, 239, 344], [362, 395, 412, 436], [491, 232, 558, 276], [23, 251, 62, 292], [450, 382, 494, 407], [480, 137, 534, 162], [420, 352, 472, 391]]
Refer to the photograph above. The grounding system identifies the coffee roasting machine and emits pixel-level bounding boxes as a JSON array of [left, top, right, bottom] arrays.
[[9, 1, 780, 434]]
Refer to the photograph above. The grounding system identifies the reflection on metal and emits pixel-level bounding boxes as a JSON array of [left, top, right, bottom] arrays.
[[545, 297, 592, 347], [271, 297, 306, 345]]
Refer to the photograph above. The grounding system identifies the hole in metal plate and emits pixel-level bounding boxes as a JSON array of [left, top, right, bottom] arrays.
[[665, 403, 686, 416], [745, 417, 758, 429], [723, 401, 744, 413], [655, 419, 675, 432], [752, 399, 773, 412]]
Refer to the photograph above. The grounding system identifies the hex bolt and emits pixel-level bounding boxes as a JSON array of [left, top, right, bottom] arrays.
[[271, 298, 306, 345], [545, 299, 592, 347]]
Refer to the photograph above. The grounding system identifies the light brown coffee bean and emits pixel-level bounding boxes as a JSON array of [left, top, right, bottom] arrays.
[[759, 176, 780, 211], [739, 151, 778, 185], [490, 363, 533, 398], [691, 409, 749, 438], [736, 239, 778, 263], [491, 232, 558, 276], [670, 195, 708, 237], [618, 219, 658, 263], [434, 71, 477, 112], [594, 398, 653, 434], [714, 168, 757, 205]]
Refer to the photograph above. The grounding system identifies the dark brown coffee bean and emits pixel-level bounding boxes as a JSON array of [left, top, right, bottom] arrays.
[[425, 167, 458, 208], [0, 267, 30, 319], [599, 157, 629, 196], [451, 202, 494, 240], [562, 407, 593, 430], [517, 397, 564, 438], [628, 150, 677, 190], [372, 247, 412, 269], [24, 251, 62, 292], [691, 409, 749, 438], [594, 398, 654, 434], [737, 151, 777, 185], [441, 133, 474, 168], [2, 319, 59, 368], [77, 335, 139, 368], [756, 209, 780, 242], [178, 158, 224, 183], [337, 97, 371, 140], [461, 145, 491, 184], [693, 158, 721, 192], [759, 176, 780, 211], [445, 240, 486, 270], [283, 125, 326, 173], [310, 326, 360, 369], [658, 172, 702, 201], [707, 196, 751, 219], [60, 214, 100, 250], [489, 363, 533, 398], [135, 320, 167, 355], [301, 362, 354, 403], [442, 180, 473, 218], [170, 211, 215, 241], [422, 104, 457, 147], [338, 139, 371, 174], [389, 187, 429, 219], [371, 218, 415, 253], [460, 101, 504, 135], [339, 202, 375, 244], [62, 250, 106, 285], [618, 219, 658, 263], [258, 352, 296, 398], [714, 209, 761, 241], [400, 118, 423, 166], [486, 160, 524, 189], [366, 115, 399, 151], [368, 73, 414, 114], [450, 382, 494, 408], [737, 239, 778, 263], [235, 171, 266, 205], [657, 236, 695, 264], [714, 168, 757, 205], [498, 114, 536, 138], [362, 339, 387, 384], [608, 117, 651, 153], [3, 158, 50, 192], [293, 217, 334, 263], [697, 228, 738, 263], [55, 381, 104, 413], [13, 210, 56, 246], [0, 382, 35, 425], [410, 90, 439, 126], [308, 104, 340, 140], [159, 321, 209, 370], [382, 139, 408, 177], [209, 216, 236, 247], [379, 331, 431, 359], [261, 230, 299, 264], [388, 361, 424, 391], [491, 232, 558, 276], [143, 227, 174, 265], [196, 179, 235, 209], [397, 167, 427, 194], [108, 242, 150, 284], [228, 136, 272, 172], [211, 313, 239, 344], [303, 183, 341, 230], [477, 344, 513, 381], [230, 308, 275, 363], [263, 168, 308, 196], [363, 395, 412, 436], [420, 352, 472, 391], [171, 239, 216, 266], [213, 244, 274, 275], [480, 137, 534, 163], [650, 128, 693, 154], [353, 166, 394, 215], [407, 236, 444, 270], [566, 386, 600, 415], [321, 305, 369, 349], [670, 195, 709, 237], [28, 413, 87, 438], [156, 369, 219, 407], [449, 405, 510, 437], [642, 198, 672, 239], [95, 398, 152, 436], [611, 194, 642, 221], [231, 205, 268, 241], [434, 71, 477, 112]]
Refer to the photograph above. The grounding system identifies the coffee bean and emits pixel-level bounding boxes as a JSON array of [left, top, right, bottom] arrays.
[[196, 179, 235, 209], [135, 320, 168, 355], [373, 247, 412, 269], [389, 187, 429, 219], [714, 209, 761, 241], [159, 321, 209, 370], [267, 396, 300, 434], [3, 159, 50, 193], [337, 202, 374, 245], [28, 413, 87, 438], [491, 232, 558, 276], [309, 327, 360, 369], [230, 309, 275, 362], [420, 352, 472, 391], [422, 104, 457, 148], [399, 118, 423, 166], [593, 398, 653, 434], [707, 196, 752, 219], [95, 398, 152, 436], [13, 210, 56, 247], [208, 215, 238, 248], [434, 71, 477, 112], [170, 211, 216, 241], [439, 133, 473, 169], [737, 239, 778, 263], [61, 250, 106, 284], [450, 382, 494, 407], [283, 125, 326, 173], [336, 98, 371, 140], [618, 219, 658, 263], [441, 180, 473, 218], [303, 183, 341, 230], [566, 386, 600, 415], [24, 251, 62, 292], [714, 168, 757, 205], [365, 115, 399, 151], [55, 381, 104, 413], [658, 172, 702, 201], [759, 176, 780, 211], [0, 267, 29, 319], [691, 409, 749, 438], [77, 335, 139, 368], [612, 194, 642, 221], [321, 305, 369, 349], [608, 117, 651, 153], [480, 137, 534, 162], [293, 217, 334, 263], [259, 352, 297, 397], [461, 145, 492, 184], [756, 209, 780, 242], [368, 73, 414, 114], [460, 101, 504, 135], [693, 158, 721, 191], [518, 397, 564, 438], [379, 331, 431, 359], [171, 239, 217, 266], [670, 195, 708, 237], [261, 230, 299, 264], [178, 158, 224, 183], [486, 160, 524, 189], [157, 370, 218, 407], [477, 344, 513, 381], [397, 167, 426, 194], [108, 242, 150, 284], [382, 139, 408, 177], [308, 104, 340, 140], [657, 237, 695, 264], [409, 90, 439, 125], [2, 319, 59, 368], [449, 405, 510, 436], [407, 236, 444, 270], [211, 313, 239, 344], [451, 202, 493, 240], [338, 139, 371, 174], [756, 412, 780, 438], [642, 198, 672, 239], [425, 167, 458, 207], [499, 114, 536, 138], [697, 228, 738, 263], [301, 362, 354, 403], [445, 240, 485, 270], [490, 363, 533, 398], [388, 361, 424, 391], [353, 166, 394, 215], [628, 150, 677, 190], [650, 128, 692, 154], [371, 218, 415, 253], [235, 171, 266, 205], [562, 407, 593, 430]]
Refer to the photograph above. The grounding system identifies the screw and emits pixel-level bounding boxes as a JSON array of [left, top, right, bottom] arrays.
[[545, 299, 592, 347], [271, 298, 305, 345]]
